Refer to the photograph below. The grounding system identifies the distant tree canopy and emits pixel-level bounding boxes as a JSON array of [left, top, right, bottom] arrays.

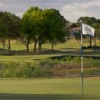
[[21, 7, 42, 52], [69, 16, 100, 47], [21, 6, 68, 52], [78, 17, 100, 47], [0, 7, 100, 54], [78, 16, 100, 38], [42, 8, 67, 50]]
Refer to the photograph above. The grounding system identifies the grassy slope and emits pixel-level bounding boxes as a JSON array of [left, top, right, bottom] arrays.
[[0, 39, 100, 52], [0, 39, 100, 63], [0, 78, 100, 100]]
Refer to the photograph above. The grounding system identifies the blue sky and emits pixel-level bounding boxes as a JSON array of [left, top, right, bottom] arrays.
[[0, 0, 100, 22]]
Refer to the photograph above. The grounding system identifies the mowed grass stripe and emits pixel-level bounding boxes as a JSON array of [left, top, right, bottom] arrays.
[[0, 94, 100, 100], [0, 78, 100, 100], [0, 78, 100, 95]]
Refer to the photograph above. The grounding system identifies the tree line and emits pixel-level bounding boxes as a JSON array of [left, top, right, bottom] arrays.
[[0, 6, 100, 55], [70, 17, 100, 47]]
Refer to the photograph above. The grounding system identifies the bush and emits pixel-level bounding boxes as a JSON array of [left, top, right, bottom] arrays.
[[0, 57, 100, 78], [15, 62, 33, 78], [3, 62, 17, 78]]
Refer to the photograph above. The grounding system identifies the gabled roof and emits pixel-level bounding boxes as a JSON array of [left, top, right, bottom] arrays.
[[70, 27, 81, 35], [70, 27, 81, 31]]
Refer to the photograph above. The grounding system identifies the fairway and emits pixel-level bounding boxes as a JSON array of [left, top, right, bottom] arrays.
[[0, 78, 100, 100]]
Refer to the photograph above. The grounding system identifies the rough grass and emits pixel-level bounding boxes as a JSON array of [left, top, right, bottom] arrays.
[[0, 78, 100, 100], [0, 54, 64, 63], [0, 39, 100, 54]]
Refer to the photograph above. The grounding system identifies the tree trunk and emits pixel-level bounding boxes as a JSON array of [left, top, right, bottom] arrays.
[[8, 38, 11, 55], [38, 40, 42, 52], [26, 40, 29, 53], [2, 39, 6, 54], [89, 36, 92, 47], [26, 44, 29, 53], [51, 41, 54, 50], [34, 39, 37, 52], [94, 32, 96, 51], [39, 44, 42, 52]]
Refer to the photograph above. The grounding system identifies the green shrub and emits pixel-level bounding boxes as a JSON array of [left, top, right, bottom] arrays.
[[0, 57, 100, 78], [3, 62, 17, 77], [0, 70, 3, 77], [15, 62, 33, 78]]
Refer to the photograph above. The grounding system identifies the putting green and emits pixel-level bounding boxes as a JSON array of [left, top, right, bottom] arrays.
[[0, 78, 99, 100]]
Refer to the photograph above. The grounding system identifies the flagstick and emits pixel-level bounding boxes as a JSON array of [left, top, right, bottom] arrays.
[[80, 20, 84, 95], [94, 32, 96, 51]]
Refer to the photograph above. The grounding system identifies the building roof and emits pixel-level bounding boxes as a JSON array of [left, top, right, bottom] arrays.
[[70, 27, 80, 35], [70, 27, 81, 31]]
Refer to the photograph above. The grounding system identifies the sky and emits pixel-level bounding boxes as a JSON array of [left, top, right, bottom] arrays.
[[0, 0, 100, 22]]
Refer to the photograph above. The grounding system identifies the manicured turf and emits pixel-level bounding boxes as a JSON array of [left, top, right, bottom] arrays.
[[0, 78, 100, 100]]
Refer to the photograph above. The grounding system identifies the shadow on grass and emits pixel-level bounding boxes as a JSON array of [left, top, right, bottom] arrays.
[[0, 48, 100, 58], [0, 94, 100, 100]]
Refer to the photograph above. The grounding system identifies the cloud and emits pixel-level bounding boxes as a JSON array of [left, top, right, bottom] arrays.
[[15, 12, 23, 18], [0, 3, 3, 7], [0, 0, 100, 21], [0, 0, 65, 17], [60, 0, 100, 22]]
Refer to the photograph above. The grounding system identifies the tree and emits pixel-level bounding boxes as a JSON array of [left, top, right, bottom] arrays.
[[77, 16, 100, 47], [0, 11, 20, 55], [42, 9, 67, 50], [0, 18, 7, 54], [21, 7, 68, 52], [21, 7, 43, 52], [21, 13, 32, 53]]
